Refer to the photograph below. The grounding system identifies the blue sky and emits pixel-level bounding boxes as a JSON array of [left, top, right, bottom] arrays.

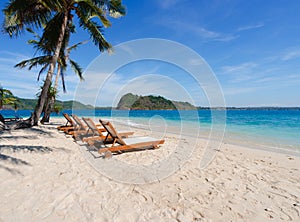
[[1, 0, 300, 107]]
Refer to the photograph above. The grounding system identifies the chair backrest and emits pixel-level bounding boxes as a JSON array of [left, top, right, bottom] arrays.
[[63, 113, 76, 126], [99, 119, 126, 145], [82, 117, 101, 136], [72, 114, 86, 130]]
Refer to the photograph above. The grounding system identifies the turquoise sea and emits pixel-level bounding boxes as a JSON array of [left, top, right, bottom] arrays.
[[1, 109, 300, 154]]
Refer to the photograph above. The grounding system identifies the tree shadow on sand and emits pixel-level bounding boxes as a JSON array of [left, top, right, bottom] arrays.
[[0, 135, 40, 140], [20, 126, 56, 137], [0, 145, 53, 153], [0, 124, 73, 175], [0, 144, 52, 175], [0, 153, 31, 175], [0, 153, 30, 165], [0, 164, 23, 175]]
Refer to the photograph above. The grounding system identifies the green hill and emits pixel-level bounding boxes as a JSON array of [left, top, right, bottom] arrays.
[[117, 93, 196, 110], [172, 101, 197, 110], [16, 98, 37, 110], [15, 98, 93, 110], [116, 93, 139, 110], [7, 94, 196, 110], [55, 100, 94, 110], [131, 95, 176, 110]]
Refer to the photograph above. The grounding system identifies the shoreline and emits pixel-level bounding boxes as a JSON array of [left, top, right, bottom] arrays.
[[2, 109, 300, 152], [41, 116, 300, 157], [91, 117, 300, 157], [1, 119, 300, 221], [3, 113, 299, 156]]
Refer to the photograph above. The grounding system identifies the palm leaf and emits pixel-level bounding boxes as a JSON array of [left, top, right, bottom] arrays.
[[67, 40, 88, 53], [69, 59, 84, 80], [77, 15, 112, 52], [60, 69, 67, 93], [107, 0, 126, 18], [37, 12, 66, 54], [37, 64, 49, 81], [14, 56, 52, 70], [3, 0, 52, 37], [76, 0, 112, 27]]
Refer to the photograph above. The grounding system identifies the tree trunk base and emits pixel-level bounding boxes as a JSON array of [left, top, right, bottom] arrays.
[[6, 117, 33, 130]]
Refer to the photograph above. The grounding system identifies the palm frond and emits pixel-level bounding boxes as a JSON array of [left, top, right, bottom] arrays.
[[38, 12, 66, 54], [27, 39, 39, 45], [77, 15, 112, 52], [76, 0, 112, 27], [26, 27, 40, 38], [67, 40, 88, 53], [69, 59, 84, 80], [107, 0, 126, 18], [14, 55, 52, 70], [58, 54, 68, 70], [60, 69, 66, 92], [37, 64, 49, 81], [3, 0, 52, 37]]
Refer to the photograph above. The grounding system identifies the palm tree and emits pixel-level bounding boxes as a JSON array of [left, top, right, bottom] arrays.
[[15, 28, 87, 122], [3, 0, 126, 125], [41, 39, 88, 123]]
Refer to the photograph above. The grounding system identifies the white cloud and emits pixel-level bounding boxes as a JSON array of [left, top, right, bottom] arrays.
[[183, 23, 237, 42], [237, 23, 264, 32], [221, 62, 257, 74], [0, 50, 30, 61], [282, 50, 300, 61], [157, 19, 237, 42], [254, 76, 279, 83]]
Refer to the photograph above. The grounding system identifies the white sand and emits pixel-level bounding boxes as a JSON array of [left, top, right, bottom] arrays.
[[0, 118, 299, 221]]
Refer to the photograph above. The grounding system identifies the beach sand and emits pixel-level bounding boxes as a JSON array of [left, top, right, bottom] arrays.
[[0, 118, 299, 221]]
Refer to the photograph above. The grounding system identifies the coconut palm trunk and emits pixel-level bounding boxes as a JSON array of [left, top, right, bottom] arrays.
[[41, 39, 85, 123], [41, 63, 61, 123], [40, 91, 51, 123], [40, 88, 53, 123], [31, 13, 68, 126]]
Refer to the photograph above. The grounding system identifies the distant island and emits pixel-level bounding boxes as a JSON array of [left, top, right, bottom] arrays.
[[116, 93, 197, 110], [2, 95, 299, 111]]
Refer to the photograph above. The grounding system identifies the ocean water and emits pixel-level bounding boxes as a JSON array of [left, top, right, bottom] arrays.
[[1, 109, 300, 153]]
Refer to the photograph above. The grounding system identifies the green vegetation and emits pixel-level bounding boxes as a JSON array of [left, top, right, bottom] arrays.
[[0, 86, 18, 109], [132, 95, 176, 110], [56, 100, 94, 110], [13, 98, 93, 110], [3, 0, 126, 125], [172, 101, 197, 110], [117, 93, 196, 110], [116, 93, 139, 110]]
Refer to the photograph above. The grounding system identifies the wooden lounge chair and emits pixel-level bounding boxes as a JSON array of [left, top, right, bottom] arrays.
[[58, 113, 86, 136], [98, 119, 164, 157], [57, 113, 77, 133], [81, 117, 134, 145], [71, 114, 106, 139]]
